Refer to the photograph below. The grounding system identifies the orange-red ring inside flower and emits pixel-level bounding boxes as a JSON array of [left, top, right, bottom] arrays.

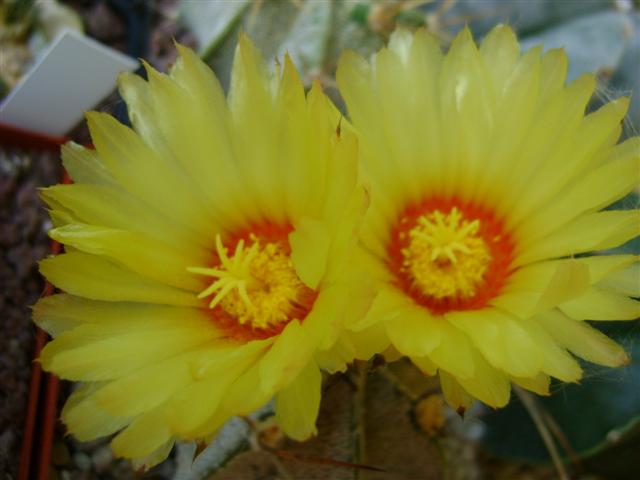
[[200, 221, 318, 341], [387, 196, 515, 315]]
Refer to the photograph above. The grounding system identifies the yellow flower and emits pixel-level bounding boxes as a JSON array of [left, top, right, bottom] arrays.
[[34, 36, 369, 467], [337, 25, 640, 410]]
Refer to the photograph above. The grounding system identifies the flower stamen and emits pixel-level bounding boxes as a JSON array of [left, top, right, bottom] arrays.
[[388, 198, 515, 314], [401, 207, 492, 300], [189, 233, 314, 332]]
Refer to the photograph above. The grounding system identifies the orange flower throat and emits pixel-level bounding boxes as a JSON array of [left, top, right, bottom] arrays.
[[189, 224, 316, 340], [388, 197, 515, 314]]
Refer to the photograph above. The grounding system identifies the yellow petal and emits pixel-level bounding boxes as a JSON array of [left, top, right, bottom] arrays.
[[227, 34, 284, 223], [534, 260, 590, 312], [512, 373, 550, 396], [538, 48, 568, 104], [39, 252, 200, 306], [509, 83, 625, 224], [111, 408, 172, 459], [492, 259, 590, 318], [94, 351, 198, 417], [32, 294, 205, 334], [559, 287, 640, 321], [32, 294, 86, 336], [440, 371, 474, 412], [86, 111, 218, 240], [448, 308, 543, 377], [61, 142, 114, 186], [40, 184, 207, 252], [516, 210, 640, 266], [597, 260, 640, 296], [473, 46, 541, 206], [62, 383, 130, 441], [501, 74, 596, 220], [385, 306, 443, 357], [259, 320, 313, 394], [428, 322, 475, 379], [536, 310, 629, 367], [439, 27, 494, 198], [275, 360, 322, 440], [165, 367, 239, 438], [220, 363, 272, 416], [289, 217, 330, 289], [479, 24, 520, 97], [173, 342, 270, 439], [455, 349, 511, 408], [130, 440, 175, 470], [48, 223, 204, 291], [40, 309, 218, 380], [518, 318, 582, 382], [520, 153, 640, 244], [412, 354, 438, 375], [355, 285, 412, 331]]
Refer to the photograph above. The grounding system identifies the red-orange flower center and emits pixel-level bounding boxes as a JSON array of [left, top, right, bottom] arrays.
[[189, 223, 317, 341], [387, 197, 515, 315]]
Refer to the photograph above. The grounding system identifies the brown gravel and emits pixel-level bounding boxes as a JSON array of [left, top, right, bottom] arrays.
[[0, 147, 61, 478]]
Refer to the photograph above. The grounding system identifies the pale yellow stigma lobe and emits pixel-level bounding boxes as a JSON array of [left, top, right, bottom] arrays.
[[188, 234, 307, 329], [401, 208, 491, 300]]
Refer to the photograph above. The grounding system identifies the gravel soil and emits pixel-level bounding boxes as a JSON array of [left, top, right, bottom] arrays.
[[0, 147, 60, 478]]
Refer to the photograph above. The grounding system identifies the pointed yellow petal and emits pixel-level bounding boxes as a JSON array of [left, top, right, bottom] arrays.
[[480, 25, 520, 95], [39, 252, 200, 306], [39, 309, 218, 380], [492, 259, 590, 318], [48, 223, 204, 291], [259, 320, 313, 394], [275, 360, 322, 441], [538, 48, 568, 104], [355, 285, 412, 331], [385, 306, 443, 357], [534, 260, 590, 313], [511, 97, 629, 223], [289, 217, 330, 289], [516, 210, 640, 266], [536, 310, 629, 367], [559, 287, 640, 321], [111, 408, 172, 459], [520, 153, 640, 243], [512, 373, 550, 396], [62, 383, 130, 441], [86, 111, 217, 240], [448, 308, 543, 377], [455, 349, 511, 408], [597, 260, 640, 296], [40, 184, 207, 252], [428, 323, 475, 379], [220, 363, 271, 416], [440, 371, 474, 412], [94, 351, 199, 417], [61, 142, 114, 186]]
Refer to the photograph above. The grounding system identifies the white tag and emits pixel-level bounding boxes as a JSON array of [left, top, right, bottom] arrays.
[[0, 29, 138, 137]]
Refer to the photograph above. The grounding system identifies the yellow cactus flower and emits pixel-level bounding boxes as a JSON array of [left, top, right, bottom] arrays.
[[337, 25, 640, 410], [34, 36, 370, 467]]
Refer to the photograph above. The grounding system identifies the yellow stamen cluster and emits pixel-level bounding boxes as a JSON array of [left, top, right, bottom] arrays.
[[401, 208, 491, 300], [188, 234, 307, 330]]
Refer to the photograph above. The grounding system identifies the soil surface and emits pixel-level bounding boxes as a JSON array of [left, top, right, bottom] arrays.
[[0, 147, 60, 478]]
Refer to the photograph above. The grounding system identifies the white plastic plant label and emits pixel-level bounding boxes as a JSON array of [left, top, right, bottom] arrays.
[[0, 29, 138, 137]]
